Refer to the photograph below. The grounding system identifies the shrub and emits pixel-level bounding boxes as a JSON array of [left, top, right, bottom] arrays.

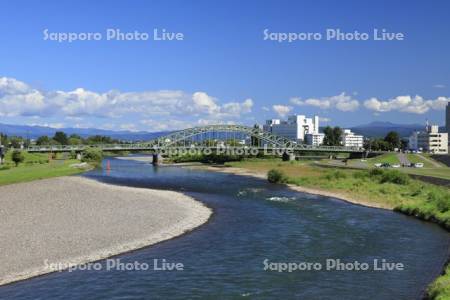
[[267, 169, 287, 184], [81, 147, 103, 163], [379, 170, 410, 185], [172, 153, 242, 164], [0, 165, 11, 171], [436, 196, 450, 213], [428, 190, 450, 213], [427, 265, 450, 300], [201, 154, 242, 164], [282, 152, 291, 161], [369, 168, 384, 177], [11, 150, 25, 166], [70, 150, 77, 160]]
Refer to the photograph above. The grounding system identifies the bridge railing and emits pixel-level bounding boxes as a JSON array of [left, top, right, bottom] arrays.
[[26, 143, 365, 153], [26, 144, 154, 152]]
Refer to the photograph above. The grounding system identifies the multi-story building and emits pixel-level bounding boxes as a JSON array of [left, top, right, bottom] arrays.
[[446, 101, 450, 139], [305, 133, 325, 146], [409, 124, 448, 154], [263, 115, 319, 142], [341, 129, 364, 148]]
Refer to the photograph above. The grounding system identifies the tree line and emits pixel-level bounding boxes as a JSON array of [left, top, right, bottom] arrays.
[[36, 132, 120, 146], [0, 131, 122, 148], [322, 126, 404, 151]]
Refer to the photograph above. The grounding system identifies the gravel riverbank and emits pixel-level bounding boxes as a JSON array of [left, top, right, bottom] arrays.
[[0, 176, 212, 286]]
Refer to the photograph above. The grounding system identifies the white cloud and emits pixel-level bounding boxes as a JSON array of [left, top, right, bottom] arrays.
[[290, 92, 359, 112], [433, 84, 446, 89], [27, 122, 65, 128], [319, 117, 331, 122], [197, 119, 236, 126], [272, 105, 292, 117], [0, 77, 253, 122], [192, 92, 219, 114], [363, 95, 449, 114], [140, 119, 195, 131], [119, 123, 139, 132], [221, 98, 253, 116]]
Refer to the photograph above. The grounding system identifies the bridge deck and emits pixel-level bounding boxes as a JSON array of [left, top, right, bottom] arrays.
[[26, 144, 365, 153]]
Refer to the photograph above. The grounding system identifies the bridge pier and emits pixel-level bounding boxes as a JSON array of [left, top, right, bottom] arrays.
[[152, 153, 163, 165], [349, 152, 365, 159]]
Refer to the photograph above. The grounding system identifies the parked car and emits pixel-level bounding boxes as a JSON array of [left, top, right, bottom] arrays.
[[392, 164, 401, 168], [413, 163, 424, 168], [374, 163, 382, 168]]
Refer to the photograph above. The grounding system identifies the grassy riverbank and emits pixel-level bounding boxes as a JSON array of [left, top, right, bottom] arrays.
[[223, 158, 450, 299], [344, 153, 450, 180], [0, 152, 89, 186], [226, 159, 450, 215]]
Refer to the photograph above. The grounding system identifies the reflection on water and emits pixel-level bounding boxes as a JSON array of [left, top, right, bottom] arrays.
[[1, 157, 449, 300]]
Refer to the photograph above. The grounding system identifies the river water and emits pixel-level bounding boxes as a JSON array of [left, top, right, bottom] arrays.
[[1, 158, 449, 299]]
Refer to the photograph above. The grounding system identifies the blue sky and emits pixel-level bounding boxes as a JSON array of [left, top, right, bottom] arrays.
[[0, 0, 449, 131]]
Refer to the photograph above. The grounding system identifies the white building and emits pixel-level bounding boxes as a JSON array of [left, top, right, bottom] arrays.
[[263, 115, 319, 142], [447, 102, 450, 137], [409, 124, 448, 154], [341, 129, 364, 148], [305, 133, 325, 146]]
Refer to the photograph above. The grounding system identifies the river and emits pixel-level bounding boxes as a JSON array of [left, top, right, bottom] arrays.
[[1, 158, 449, 299]]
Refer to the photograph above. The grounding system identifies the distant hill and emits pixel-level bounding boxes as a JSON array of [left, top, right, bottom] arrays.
[[351, 121, 426, 138], [1, 121, 444, 142], [0, 123, 169, 141]]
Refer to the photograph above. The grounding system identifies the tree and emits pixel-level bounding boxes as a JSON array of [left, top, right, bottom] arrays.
[[333, 127, 343, 145], [36, 136, 51, 145], [323, 126, 343, 146], [9, 136, 23, 149], [68, 137, 83, 145], [0, 133, 8, 144], [86, 135, 118, 145], [81, 147, 103, 163], [53, 131, 68, 145], [384, 131, 401, 151], [11, 150, 25, 166]]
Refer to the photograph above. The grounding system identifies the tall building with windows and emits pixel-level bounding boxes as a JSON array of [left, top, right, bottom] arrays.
[[341, 129, 364, 148], [305, 133, 325, 146], [409, 124, 448, 154], [263, 115, 319, 142], [446, 101, 450, 137]]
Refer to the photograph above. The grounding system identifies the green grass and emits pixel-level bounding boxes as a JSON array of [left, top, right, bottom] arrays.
[[367, 153, 400, 165], [401, 167, 450, 180], [3, 151, 49, 166], [337, 152, 450, 181], [0, 151, 89, 186], [427, 264, 450, 300], [406, 153, 434, 168]]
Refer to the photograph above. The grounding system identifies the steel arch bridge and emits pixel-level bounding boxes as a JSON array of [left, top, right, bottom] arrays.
[[26, 124, 364, 153]]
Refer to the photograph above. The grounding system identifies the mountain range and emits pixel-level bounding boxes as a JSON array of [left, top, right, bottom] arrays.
[[0, 121, 443, 141], [350, 121, 427, 138], [0, 123, 168, 141]]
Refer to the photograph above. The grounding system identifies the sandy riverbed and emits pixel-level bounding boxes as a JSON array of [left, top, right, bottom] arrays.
[[0, 177, 212, 286]]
